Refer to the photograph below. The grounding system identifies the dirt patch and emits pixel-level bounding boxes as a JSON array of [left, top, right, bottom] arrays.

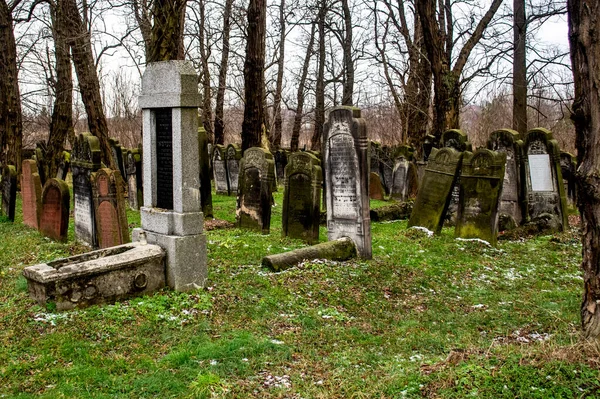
[[204, 218, 235, 231]]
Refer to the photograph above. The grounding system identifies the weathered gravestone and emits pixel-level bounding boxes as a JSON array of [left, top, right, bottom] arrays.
[[369, 172, 385, 200], [198, 126, 213, 218], [380, 145, 394, 195], [523, 128, 568, 230], [39, 178, 70, 242], [1, 165, 17, 221], [236, 147, 275, 234], [487, 129, 524, 229], [324, 106, 372, 259], [408, 147, 463, 234], [455, 149, 506, 245], [416, 134, 435, 184], [212, 144, 229, 195], [56, 151, 70, 180], [91, 168, 130, 249], [560, 152, 577, 206], [274, 150, 288, 185], [72, 132, 102, 247], [21, 159, 43, 229], [282, 152, 322, 244], [441, 129, 471, 224], [226, 143, 242, 195], [391, 146, 419, 201], [135, 60, 208, 291], [109, 138, 126, 179], [369, 141, 383, 180], [125, 149, 143, 210]]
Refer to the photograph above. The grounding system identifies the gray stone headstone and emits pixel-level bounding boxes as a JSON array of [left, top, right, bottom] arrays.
[[72, 133, 102, 247], [282, 152, 322, 244], [455, 149, 506, 245], [441, 129, 471, 224], [226, 143, 242, 195], [391, 156, 419, 201], [56, 151, 70, 180], [125, 149, 143, 210], [408, 147, 463, 234], [236, 147, 275, 234], [274, 150, 288, 185], [324, 106, 371, 259], [136, 60, 207, 292], [212, 144, 229, 195], [560, 152, 576, 206], [523, 128, 568, 230], [487, 129, 525, 229]]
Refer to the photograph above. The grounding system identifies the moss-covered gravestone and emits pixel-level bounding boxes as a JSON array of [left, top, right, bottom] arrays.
[[487, 129, 525, 229], [21, 160, 43, 229], [274, 149, 288, 186], [523, 128, 568, 230], [282, 152, 322, 244], [380, 145, 394, 195], [72, 133, 102, 247], [1, 164, 17, 221], [391, 146, 419, 201], [236, 147, 275, 234], [441, 129, 471, 224], [455, 149, 506, 245], [324, 106, 371, 259], [212, 144, 229, 195], [198, 126, 213, 218], [109, 138, 126, 179], [39, 179, 70, 242], [91, 168, 130, 249], [408, 148, 463, 234], [226, 143, 242, 195]]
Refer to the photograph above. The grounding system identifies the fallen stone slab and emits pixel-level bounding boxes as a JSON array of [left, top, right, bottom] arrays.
[[370, 201, 413, 222], [262, 237, 357, 272], [23, 242, 166, 311]]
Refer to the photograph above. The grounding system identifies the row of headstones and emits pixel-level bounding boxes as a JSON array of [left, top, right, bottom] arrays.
[[369, 144, 419, 202], [408, 128, 569, 245], [235, 107, 372, 258]]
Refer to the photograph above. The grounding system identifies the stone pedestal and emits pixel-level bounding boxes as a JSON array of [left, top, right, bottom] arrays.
[[136, 60, 207, 292]]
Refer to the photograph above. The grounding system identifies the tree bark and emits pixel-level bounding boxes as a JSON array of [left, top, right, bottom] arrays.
[[568, 0, 600, 340], [290, 21, 316, 152], [213, 0, 233, 145], [47, 0, 73, 179], [310, 0, 327, 151], [271, 0, 285, 149], [147, 0, 187, 62], [198, 0, 214, 141], [0, 0, 22, 172], [62, 0, 114, 169], [341, 0, 353, 106], [513, 0, 527, 138], [241, 0, 267, 151]]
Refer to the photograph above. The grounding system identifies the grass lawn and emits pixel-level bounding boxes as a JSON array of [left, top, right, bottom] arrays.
[[1, 188, 598, 398]]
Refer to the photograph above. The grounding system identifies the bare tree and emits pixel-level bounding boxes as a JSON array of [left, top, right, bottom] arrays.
[[513, 0, 527, 137], [148, 0, 186, 61], [214, 0, 233, 145], [270, 0, 285, 149], [310, 0, 327, 151]]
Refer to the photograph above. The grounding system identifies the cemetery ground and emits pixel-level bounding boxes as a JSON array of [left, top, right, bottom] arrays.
[[1, 191, 599, 398]]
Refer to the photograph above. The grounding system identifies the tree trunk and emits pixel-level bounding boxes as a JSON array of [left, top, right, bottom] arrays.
[[133, 0, 152, 56], [513, 0, 527, 138], [568, 0, 600, 340], [271, 0, 285, 149], [241, 0, 267, 151], [147, 0, 187, 62], [290, 21, 316, 152], [310, 0, 327, 151], [47, 1, 73, 179], [62, 0, 114, 169], [213, 0, 233, 145], [198, 0, 214, 141], [341, 0, 353, 106], [0, 0, 22, 172]]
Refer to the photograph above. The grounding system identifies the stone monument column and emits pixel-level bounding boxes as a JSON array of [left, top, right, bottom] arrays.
[[134, 60, 207, 291]]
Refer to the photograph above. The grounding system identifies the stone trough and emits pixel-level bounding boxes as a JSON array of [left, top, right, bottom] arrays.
[[23, 242, 166, 310]]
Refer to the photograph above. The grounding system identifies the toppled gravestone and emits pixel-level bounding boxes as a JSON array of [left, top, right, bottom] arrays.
[[23, 242, 166, 311]]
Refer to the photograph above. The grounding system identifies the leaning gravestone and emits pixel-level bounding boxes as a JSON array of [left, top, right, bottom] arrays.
[[109, 138, 126, 179], [455, 149, 506, 246], [416, 134, 435, 184], [1, 165, 17, 221], [39, 178, 70, 242], [487, 129, 524, 229], [125, 149, 143, 210], [135, 60, 207, 291], [441, 129, 471, 224], [21, 160, 43, 229], [560, 152, 577, 206], [408, 147, 463, 234], [198, 126, 213, 218], [324, 106, 372, 259], [212, 144, 229, 195], [91, 168, 130, 249], [72, 132, 102, 247], [226, 143, 242, 195], [236, 147, 275, 234], [391, 146, 419, 201], [523, 128, 568, 230], [282, 152, 322, 244]]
